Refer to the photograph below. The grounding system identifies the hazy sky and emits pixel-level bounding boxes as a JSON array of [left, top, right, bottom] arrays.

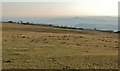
[[2, 0, 119, 17]]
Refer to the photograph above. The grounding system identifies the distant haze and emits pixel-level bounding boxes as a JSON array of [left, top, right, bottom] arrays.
[[2, 0, 118, 31], [2, 16, 118, 31]]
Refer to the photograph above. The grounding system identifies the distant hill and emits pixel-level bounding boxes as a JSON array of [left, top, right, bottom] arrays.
[[2, 16, 118, 31], [74, 23, 117, 31]]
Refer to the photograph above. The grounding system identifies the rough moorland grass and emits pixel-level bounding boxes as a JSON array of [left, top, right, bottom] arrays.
[[2, 23, 118, 69]]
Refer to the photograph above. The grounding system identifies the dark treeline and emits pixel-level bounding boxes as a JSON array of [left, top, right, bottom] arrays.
[[2, 20, 118, 33], [3, 20, 84, 30]]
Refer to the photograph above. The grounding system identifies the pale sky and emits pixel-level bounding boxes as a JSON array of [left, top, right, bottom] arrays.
[[2, 0, 119, 17]]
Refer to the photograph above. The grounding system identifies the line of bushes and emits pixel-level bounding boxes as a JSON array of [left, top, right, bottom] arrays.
[[3, 20, 118, 33], [4, 20, 84, 30]]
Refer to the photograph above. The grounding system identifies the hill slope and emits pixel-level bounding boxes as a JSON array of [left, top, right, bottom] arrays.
[[2, 23, 118, 69]]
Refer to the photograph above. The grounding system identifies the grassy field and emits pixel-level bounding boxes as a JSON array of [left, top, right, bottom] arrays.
[[2, 23, 118, 69]]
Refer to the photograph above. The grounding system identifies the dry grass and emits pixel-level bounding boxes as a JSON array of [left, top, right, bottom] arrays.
[[2, 23, 118, 69]]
